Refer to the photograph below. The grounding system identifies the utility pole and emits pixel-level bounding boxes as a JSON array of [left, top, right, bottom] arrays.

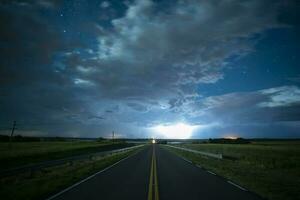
[[10, 121, 16, 141], [112, 131, 115, 142], [9, 121, 16, 150]]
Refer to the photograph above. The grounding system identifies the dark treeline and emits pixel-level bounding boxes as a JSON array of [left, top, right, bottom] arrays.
[[157, 138, 250, 144], [207, 138, 250, 144], [0, 135, 100, 142], [0, 135, 41, 142], [0, 135, 143, 143]]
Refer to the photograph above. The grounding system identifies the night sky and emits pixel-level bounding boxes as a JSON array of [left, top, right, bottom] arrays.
[[0, 0, 300, 139]]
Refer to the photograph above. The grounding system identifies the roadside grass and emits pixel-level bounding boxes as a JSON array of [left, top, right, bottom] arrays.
[[0, 146, 144, 200], [163, 141, 300, 200], [0, 141, 133, 170]]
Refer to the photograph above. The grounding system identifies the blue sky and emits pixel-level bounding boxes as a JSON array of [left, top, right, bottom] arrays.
[[0, 0, 300, 139]]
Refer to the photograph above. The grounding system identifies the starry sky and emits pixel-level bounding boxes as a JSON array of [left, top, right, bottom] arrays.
[[0, 0, 300, 139]]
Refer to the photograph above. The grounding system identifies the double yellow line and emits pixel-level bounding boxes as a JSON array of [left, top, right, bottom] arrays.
[[147, 145, 159, 200]]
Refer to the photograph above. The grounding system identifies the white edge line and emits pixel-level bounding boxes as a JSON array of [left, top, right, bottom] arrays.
[[227, 180, 247, 191], [45, 150, 138, 200], [167, 147, 247, 192], [207, 170, 216, 175], [181, 157, 192, 163]]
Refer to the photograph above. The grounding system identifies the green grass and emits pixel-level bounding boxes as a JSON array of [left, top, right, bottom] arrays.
[[164, 141, 300, 200], [0, 146, 143, 200], [0, 141, 133, 170]]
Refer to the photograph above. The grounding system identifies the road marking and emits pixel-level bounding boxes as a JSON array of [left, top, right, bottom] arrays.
[[182, 157, 192, 164], [147, 151, 154, 200], [227, 180, 247, 191], [45, 150, 140, 200], [154, 149, 159, 200], [164, 147, 249, 193], [165, 145, 222, 159], [207, 170, 216, 175], [148, 145, 159, 200]]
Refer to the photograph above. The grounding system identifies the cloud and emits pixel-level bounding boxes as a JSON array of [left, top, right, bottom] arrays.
[[189, 85, 300, 124], [1, 0, 295, 138], [83, 0, 282, 103], [127, 102, 149, 112], [73, 78, 95, 87], [258, 86, 300, 108], [100, 1, 110, 9], [0, 0, 60, 9], [0, 2, 80, 87], [181, 85, 300, 138]]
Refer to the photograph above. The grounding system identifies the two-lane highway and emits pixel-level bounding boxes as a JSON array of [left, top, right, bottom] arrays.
[[48, 144, 261, 200]]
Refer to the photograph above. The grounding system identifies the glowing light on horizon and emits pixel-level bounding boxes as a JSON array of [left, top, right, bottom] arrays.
[[224, 135, 238, 140], [153, 123, 197, 139]]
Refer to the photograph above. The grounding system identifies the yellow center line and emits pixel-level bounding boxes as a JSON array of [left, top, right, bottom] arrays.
[[148, 145, 159, 200], [147, 149, 154, 200], [153, 147, 159, 200]]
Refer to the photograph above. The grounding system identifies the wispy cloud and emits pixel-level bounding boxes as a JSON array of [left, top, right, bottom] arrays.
[[0, 0, 297, 138]]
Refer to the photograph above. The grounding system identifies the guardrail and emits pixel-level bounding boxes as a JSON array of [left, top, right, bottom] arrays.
[[165, 145, 223, 159], [0, 144, 145, 178]]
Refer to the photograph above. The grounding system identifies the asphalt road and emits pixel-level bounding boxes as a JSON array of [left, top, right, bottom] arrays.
[[48, 144, 261, 200]]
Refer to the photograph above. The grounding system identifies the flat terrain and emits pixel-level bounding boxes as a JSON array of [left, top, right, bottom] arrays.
[[1, 141, 299, 200], [167, 141, 300, 200], [0, 141, 133, 170], [50, 144, 260, 200], [0, 146, 141, 200]]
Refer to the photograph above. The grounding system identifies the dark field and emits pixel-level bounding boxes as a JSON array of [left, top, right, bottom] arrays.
[[0, 140, 133, 170], [0, 140, 144, 200], [165, 140, 300, 200]]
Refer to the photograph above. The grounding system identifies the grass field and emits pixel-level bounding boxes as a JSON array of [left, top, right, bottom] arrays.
[[165, 140, 300, 200], [0, 140, 133, 170], [0, 145, 144, 200]]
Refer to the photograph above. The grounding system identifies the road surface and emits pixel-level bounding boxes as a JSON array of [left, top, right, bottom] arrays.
[[48, 144, 261, 200]]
